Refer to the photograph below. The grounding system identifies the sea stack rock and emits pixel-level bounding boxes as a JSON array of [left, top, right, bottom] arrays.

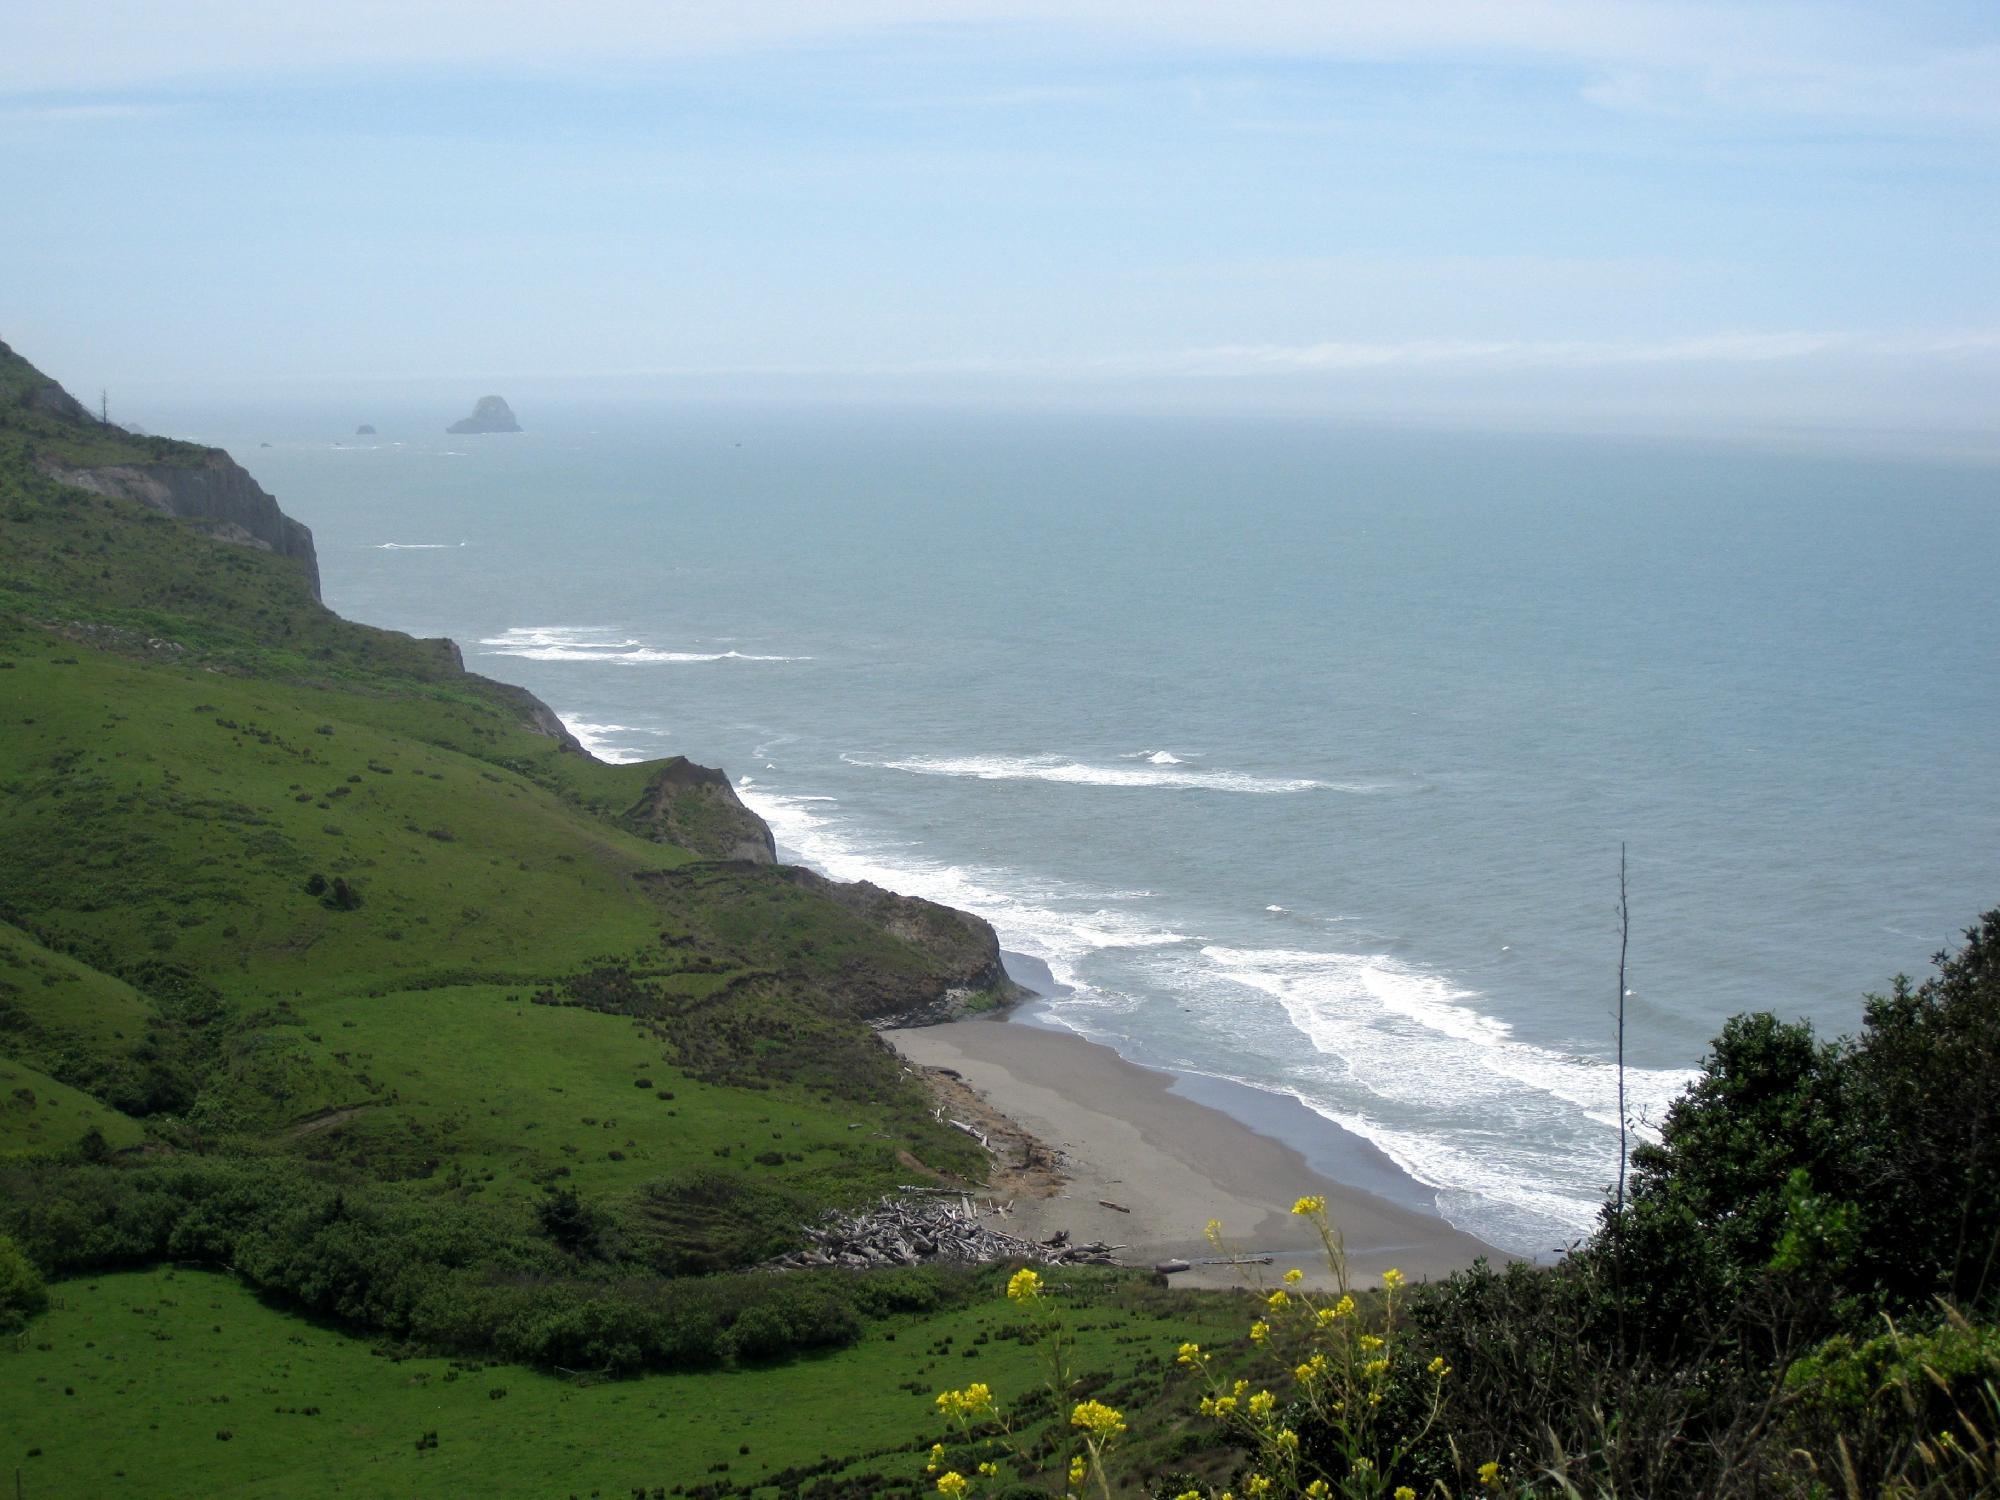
[[446, 396, 520, 434], [355, 423, 376, 436]]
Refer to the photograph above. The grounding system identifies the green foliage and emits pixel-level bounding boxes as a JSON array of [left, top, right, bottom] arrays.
[[1779, 1314, 2000, 1494], [0, 1155, 997, 1375], [1600, 909, 2000, 1360], [1387, 910, 2000, 1496], [0, 1265, 1235, 1498], [0, 1231, 47, 1331]]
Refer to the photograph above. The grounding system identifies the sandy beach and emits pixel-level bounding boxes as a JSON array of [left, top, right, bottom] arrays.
[[886, 1012, 1503, 1290]]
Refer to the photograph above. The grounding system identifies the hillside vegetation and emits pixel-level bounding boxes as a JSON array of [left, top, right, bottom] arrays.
[[2, 336, 1994, 1498], [0, 339, 1026, 1379]]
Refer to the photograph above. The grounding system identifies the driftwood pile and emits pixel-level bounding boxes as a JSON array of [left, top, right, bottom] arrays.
[[764, 1193, 1121, 1271]]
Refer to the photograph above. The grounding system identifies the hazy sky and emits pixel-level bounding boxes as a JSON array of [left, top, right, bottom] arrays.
[[4, 2, 1996, 448]]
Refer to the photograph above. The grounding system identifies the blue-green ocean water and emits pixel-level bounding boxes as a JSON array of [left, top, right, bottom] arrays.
[[183, 401, 1996, 1255]]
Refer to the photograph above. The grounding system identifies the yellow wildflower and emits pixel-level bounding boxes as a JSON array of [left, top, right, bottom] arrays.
[[1266, 1289, 1290, 1310], [1069, 1455, 1087, 1486], [1247, 1389, 1276, 1418], [1275, 1428, 1299, 1452], [1359, 1333, 1384, 1352], [1205, 1218, 1226, 1244], [1306, 1483, 1332, 1499], [1249, 1320, 1271, 1343], [1396, 1490, 1417, 1500], [936, 1474, 968, 1498], [1382, 1267, 1405, 1290], [1006, 1267, 1043, 1303], [1245, 1477, 1272, 1496], [1291, 1195, 1326, 1216], [934, 1383, 994, 1420], [1177, 1341, 1204, 1365], [1070, 1399, 1127, 1438], [1175, 1493, 1203, 1500], [978, 1462, 997, 1478], [1294, 1354, 1327, 1384], [1428, 1355, 1452, 1377], [1479, 1460, 1503, 1489], [1363, 1358, 1390, 1380], [1199, 1393, 1239, 1418], [1283, 1267, 1304, 1284]]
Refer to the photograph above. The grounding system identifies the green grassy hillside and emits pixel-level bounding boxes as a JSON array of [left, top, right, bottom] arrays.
[[2, 1266, 1243, 1498], [0, 341, 1025, 1377]]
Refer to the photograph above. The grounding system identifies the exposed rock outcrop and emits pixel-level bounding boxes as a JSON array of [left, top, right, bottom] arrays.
[[778, 865, 1015, 1021], [621, 757, 775, 862], [634, 860, 1016, 1026], [36, 451, 322, 601], [447, 396, 520, 434]]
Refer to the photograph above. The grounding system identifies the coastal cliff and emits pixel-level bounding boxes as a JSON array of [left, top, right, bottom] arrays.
[[0, 334, 1009, 1035], [780, 865, 1018, 1022], [3, 337, 323, 601], [621, 756, 776, 862], [36, 451, 322, 601]]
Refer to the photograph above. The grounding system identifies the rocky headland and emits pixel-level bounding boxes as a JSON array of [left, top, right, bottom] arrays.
[[35, 449, 323, 601]]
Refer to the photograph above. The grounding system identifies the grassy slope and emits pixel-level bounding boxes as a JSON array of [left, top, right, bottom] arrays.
[[0, 1057, 146, 1159], [0, 344, 1000, 1241], [0, 340, 1248, 1495], [2, 1267, 1245, 1498]]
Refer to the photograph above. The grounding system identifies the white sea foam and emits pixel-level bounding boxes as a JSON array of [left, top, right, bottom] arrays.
[[1166, 944, 1696, 1246], [723, 775, 1687, 1253], [1146, 750, 1184, 765], [555, 713, 672, 764], [730, 767, 1657, 1250], [479, 627, 637, 649], [850, 753, 1354, 795], [480, 626, 807, 664], [737, 787, 1191, 995]]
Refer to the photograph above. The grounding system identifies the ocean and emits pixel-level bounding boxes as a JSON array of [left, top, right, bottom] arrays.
[[178, 399, 1998, 1257]]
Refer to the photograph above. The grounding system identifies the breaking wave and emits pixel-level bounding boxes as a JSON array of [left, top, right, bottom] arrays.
[[481, 626, 808, 664], [555, 713, 674, 764], [848, 752, 1369, 795]]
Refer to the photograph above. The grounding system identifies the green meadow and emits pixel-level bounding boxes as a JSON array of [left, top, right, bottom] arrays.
[[7, 337, 1999, 1498], [2, 1266, 1243, 1498]]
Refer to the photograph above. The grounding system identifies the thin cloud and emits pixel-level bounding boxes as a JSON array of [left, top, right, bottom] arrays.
[[1080, 330, 2000, 378], [3, 2, 1995, 128], [518, 328, 2000, 381], [0, 101, 170, 125]]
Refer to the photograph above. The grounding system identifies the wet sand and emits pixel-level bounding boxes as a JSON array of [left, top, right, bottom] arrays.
[[885, 1013, 1503, 1290]]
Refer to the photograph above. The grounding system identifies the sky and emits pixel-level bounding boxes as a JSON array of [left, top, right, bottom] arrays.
[[2, 2, 1996, 450]]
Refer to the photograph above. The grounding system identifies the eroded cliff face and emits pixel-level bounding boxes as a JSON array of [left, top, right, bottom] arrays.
[[778, 865, 1017, 1022], [37, 451, 322, 601], [621, 757, 776, 862]]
